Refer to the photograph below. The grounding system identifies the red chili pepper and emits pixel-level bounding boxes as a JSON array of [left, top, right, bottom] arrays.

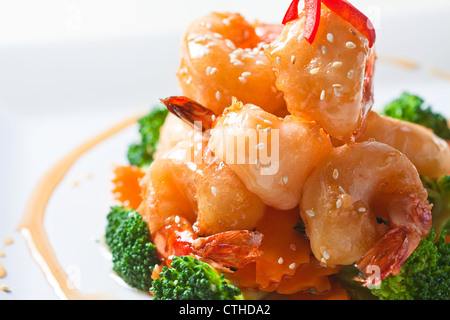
[[282, 0, 375, 48], [282, 0, 301, 25], [303, 0, 321, 45], [321, 0, 376, 48]]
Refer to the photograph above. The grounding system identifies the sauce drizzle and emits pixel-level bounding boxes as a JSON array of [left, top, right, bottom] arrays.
[[17, 114, 141, 300]]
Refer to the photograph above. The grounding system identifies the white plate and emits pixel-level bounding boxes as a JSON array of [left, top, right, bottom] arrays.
[[1, 1, 450, 300]]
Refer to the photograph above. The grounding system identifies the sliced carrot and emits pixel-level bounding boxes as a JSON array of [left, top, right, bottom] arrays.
[[151, 264, 163, 281], [232, 207, 345, 298], [273, 258, 341, 294], [254, 207, 311, 288], [111, 165, 145, 210]]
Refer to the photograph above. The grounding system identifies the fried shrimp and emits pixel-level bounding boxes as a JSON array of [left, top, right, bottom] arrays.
[[266, 5, 374, 142], [140, 142, 265, 238], [356, 111, 450, 178], [139, 129, 266, 268], [177, 12, 288, 117], [162, 96, 333, 211], [300, 141, 432, 281]]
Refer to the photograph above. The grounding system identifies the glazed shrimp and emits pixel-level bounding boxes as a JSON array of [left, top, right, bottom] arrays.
[[161, 96, 333, 211], [138, 132, 266, 266], [177, 12, 287, 117], [140, 139, 265, 237], [300, 141, 432, 281], [266, 5, 374, 142], [356, 111, 450, 178]]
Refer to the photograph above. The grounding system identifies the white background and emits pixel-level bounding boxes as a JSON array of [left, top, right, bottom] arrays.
[[0, 0, 449, 299]]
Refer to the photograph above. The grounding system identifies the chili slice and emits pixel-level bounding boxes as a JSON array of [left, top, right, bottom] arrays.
[[282, 0, 301, 25], [282, 0, 376, 47], [303, 0, 321, 45], [321, 0, 376, 47]]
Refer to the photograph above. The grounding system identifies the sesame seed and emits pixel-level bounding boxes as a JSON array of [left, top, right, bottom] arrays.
[[323, 250, 330, 260], [231, 59, 244, 67], [263, 44, 270, 50], [211, 186, 217, 196], [215, 91, 221, 101], [321, 258, 327, 264], [289, 263, 296, 270], [256, 124, 263, 131], [209, 67, 217, 75], [255, 60, 265, 65], [264, 127, 272, 134], [206, 22, 212, 30], [263, 119, 273, 125], [291, 55, 296, 64], [222, 18, 230, 26], [338, 186, 346, 194], [336, 198, 342, 208], [282, 176, 288, 184], [346, 41, 356, 49], [322, 46, 327, 54], [289, 243, 296, 251], [318, 135, 323, 142], [174, 215, 180, 223], [358, 207, 366, 213], [320, 90, 325, 100], [276, 57, 281, 66], [334, 88, 342, 97], [310, 68, 320, 74], [278, 257, 284, 264], [347, 70, 354, 79], [255, 143, 265, 150], [333, 169, 339, 179], [241, 71, 251, 78], [306, 209, 315, 217], [332, 61, 343, 68], [213, 32, 223, 39], [225, 39, 236, 50], [327, 33, 334, 43], [238, 76, 247, 83], [332, 84, 343, 88]]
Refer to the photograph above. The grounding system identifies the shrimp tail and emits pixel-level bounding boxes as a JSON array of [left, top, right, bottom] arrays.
[[192, 230, 263, 269], [356, 192, 432, 285], [355, 227, 421, 285], [160, 96, 216, 132]]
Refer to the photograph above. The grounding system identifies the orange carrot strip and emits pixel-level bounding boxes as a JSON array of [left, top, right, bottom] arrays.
[[111, 165, 145, 210], [274, 258, 341, 294], [254, 207, 311, 288]]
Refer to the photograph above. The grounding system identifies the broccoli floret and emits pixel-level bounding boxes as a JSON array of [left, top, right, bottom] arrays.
[[105, 206, 159, 291], [127, 105, 169, 168], [381, 92, 450, 140], [421, 175, 450, 233], [151, 255, 244, 300], [371, 229, 449, 300]]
